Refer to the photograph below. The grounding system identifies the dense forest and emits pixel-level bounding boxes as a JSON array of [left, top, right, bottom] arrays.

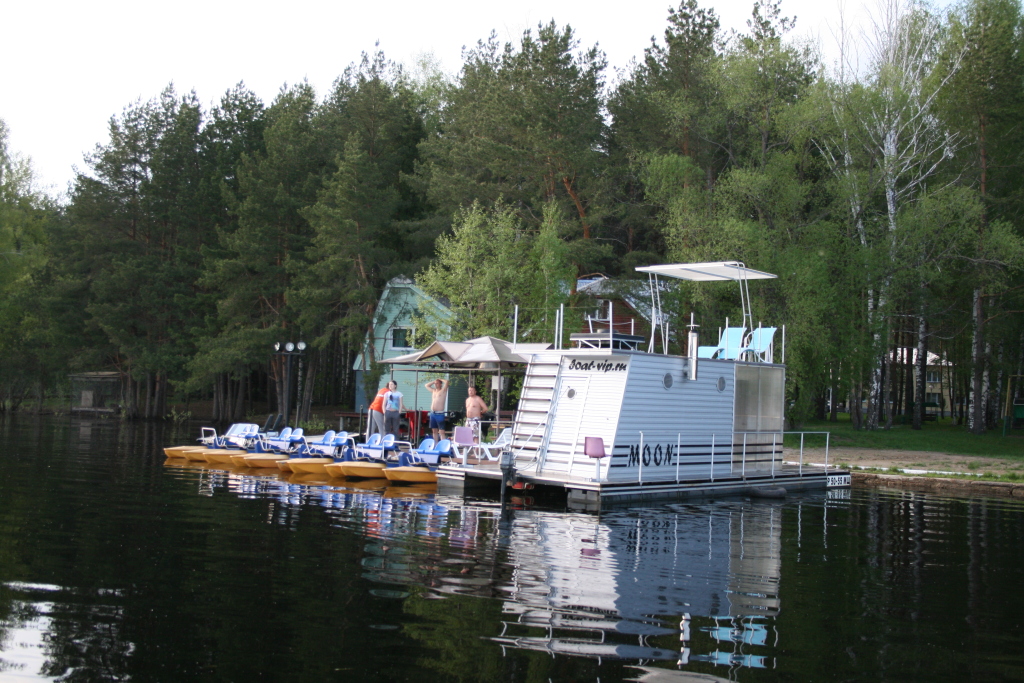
[[1, 0, 1022, 432]]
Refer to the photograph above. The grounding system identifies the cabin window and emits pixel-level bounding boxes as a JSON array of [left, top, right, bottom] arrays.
[[663, 373, 674, 389], [567, 388, 577, 399], [391, 328, 412, 349], [589, 300, 610, 320]]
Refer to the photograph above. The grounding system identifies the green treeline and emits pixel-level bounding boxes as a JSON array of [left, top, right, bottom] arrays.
[[1, 0, 1022, 432]]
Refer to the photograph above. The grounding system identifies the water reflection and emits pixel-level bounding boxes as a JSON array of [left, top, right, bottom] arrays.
[[490, 504, 780, 666], [3, 417, 1024, 682], [162, 461, 784, 669]]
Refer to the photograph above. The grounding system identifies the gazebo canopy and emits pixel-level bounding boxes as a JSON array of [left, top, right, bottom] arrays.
[[380, 336, 552, 369]]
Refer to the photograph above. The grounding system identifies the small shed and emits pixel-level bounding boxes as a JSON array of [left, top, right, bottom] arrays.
[[68, 372, 121, 414]]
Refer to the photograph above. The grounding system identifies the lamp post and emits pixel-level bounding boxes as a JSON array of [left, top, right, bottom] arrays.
[[273, 341, 306, 426]]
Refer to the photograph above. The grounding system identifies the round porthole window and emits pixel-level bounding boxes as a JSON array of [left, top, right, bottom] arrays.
[[567, 388, 576, 399], [663, 373, 673, 389], [717, 376, 726, 392]]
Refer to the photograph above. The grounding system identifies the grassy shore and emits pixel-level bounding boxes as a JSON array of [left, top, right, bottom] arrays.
[[783, 414, 1024, 458]]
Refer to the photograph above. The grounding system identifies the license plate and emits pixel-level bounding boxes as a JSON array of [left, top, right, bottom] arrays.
[[827, 473, 851, 488]]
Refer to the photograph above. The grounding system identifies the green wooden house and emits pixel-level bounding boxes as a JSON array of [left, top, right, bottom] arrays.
[[353, 278, 469, 414]]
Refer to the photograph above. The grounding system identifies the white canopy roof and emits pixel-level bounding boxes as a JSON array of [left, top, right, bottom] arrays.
[[380, 336, 552, 368], [635, 261, 777, 282]]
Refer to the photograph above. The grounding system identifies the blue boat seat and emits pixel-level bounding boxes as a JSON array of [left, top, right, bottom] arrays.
[[354, 433, 394, 459], [406, 438, 452, 466], [302, 430, 337, 456]]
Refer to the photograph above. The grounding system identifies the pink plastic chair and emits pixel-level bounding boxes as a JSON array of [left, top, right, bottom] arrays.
[[584, 437, 609, 481], [453, 426, 476, 466]]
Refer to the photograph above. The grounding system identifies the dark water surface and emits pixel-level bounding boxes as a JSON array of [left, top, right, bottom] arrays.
[[1, 416, 1022, 682]]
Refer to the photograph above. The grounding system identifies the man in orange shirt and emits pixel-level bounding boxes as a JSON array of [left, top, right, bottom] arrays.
[[368, 383, 389, 435]]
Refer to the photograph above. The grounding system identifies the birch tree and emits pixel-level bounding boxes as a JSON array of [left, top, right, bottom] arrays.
[[815, 0, 965, 429]]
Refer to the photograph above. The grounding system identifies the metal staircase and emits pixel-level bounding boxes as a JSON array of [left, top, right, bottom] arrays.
[[510, 353, 561, 470]]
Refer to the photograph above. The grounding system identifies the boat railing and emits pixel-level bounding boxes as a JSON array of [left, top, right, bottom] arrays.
[[783, 431, 832, 475], [628, 430, 831, 483]]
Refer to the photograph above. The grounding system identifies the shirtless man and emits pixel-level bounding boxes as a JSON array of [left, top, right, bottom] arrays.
[[425, 378, 449, 441], [464, 385, 490, 442]]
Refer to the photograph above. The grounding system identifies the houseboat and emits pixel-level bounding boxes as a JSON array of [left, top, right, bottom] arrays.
[[435, 262, 851, 507]]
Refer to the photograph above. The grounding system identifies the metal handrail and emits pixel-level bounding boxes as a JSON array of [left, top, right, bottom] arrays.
[[511, 420, 548, 469]]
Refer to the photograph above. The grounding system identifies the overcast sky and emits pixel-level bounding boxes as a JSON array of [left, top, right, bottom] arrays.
[[3, 0, 885, 195]]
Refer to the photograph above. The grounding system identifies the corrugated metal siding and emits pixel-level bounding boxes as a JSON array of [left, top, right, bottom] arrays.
[[512, 351, 784, 482], [538, 357, 627, 477], [606, 357, 738, 483]]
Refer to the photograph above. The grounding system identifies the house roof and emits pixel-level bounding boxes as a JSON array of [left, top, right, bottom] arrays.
[[893, 348, 951, 367]]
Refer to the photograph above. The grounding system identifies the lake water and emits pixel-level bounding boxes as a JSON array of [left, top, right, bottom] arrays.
[[1, 415, 1022, 682]]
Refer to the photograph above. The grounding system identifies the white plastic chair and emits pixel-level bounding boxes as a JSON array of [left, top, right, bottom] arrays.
[[476, 428, 512, 461]]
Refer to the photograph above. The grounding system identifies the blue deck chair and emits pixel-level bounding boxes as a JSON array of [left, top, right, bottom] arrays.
[[697, 345, 721, 358], [738, 327, 777, 362], [718, 327, 747, 360], [697, 327, 747, 360]]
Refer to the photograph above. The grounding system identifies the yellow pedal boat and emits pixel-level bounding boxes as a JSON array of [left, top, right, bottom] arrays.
[[183, 448, 218, 462], [287, 458, 334, 475], [383, 466, 438, 484], [239, 454, 289, 469], [163, 445, 199, 458], [323, 462, 348, 479], [205, 449, 249, 464], [339, 461, 389, 478], [276, 459, 294, 472]]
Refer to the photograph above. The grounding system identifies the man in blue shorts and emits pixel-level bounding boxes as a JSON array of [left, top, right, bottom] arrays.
[[425, 378, 449, 441]]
